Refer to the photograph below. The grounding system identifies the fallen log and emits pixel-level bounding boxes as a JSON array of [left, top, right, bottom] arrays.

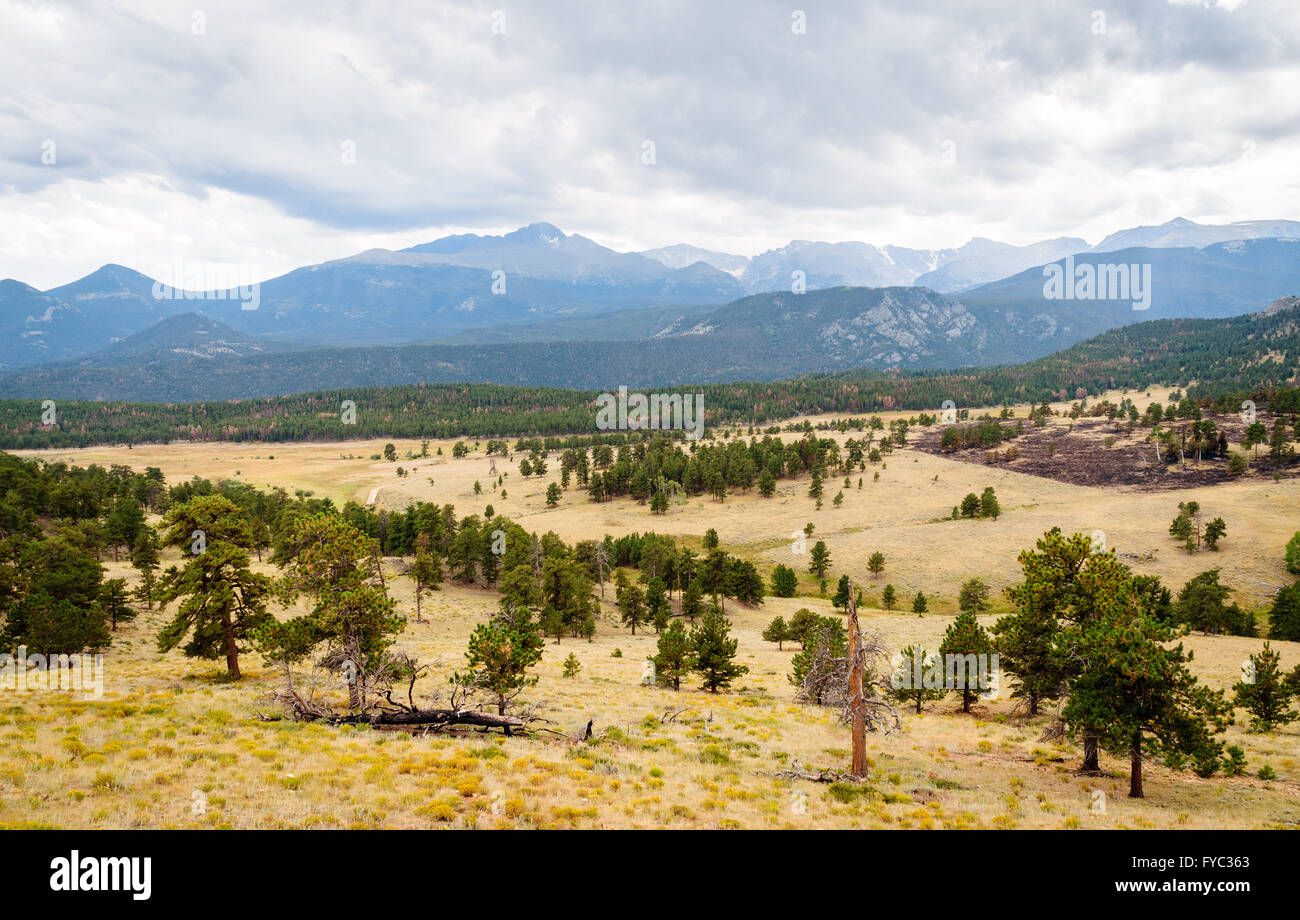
[[267, 673, 531, 735], [321, 707, 524, 731], [271, 688, 527, 733], [759, 767, 866, 784]]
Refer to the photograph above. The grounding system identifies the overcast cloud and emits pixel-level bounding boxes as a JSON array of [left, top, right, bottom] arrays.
[[1, 0, 1297, 288]]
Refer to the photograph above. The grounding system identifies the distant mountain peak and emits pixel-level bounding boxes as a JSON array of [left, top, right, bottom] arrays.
[[504, 221, 565, 244], [1093, 217, 1300, 253]]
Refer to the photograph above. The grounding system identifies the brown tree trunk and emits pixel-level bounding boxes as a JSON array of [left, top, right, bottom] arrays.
[[222, 612, 241, 679], [1129, 733, 1143, 798], [1083, 733, 1100, 772]]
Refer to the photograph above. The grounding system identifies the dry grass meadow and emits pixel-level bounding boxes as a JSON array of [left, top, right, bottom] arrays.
[[6, 388, 1299, 829]]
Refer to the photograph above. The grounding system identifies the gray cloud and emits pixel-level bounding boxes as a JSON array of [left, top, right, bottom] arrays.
[[1, 0, 1298, 287]]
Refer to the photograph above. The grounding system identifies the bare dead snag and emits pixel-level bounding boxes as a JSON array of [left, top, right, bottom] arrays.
[[794, 614, 900, 736], [847, 581, 867, 778]]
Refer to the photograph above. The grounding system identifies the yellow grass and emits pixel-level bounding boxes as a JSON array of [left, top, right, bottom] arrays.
[[6, 392, 1299, 829]]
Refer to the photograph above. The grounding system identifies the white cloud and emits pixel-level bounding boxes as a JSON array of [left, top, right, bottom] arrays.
[[1, 0, 1298, 287]]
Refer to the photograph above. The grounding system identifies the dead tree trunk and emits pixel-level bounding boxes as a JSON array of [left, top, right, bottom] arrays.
[[329, 708, 524, 730], [847, 581, 867, 779], [278, 694, 524, 732]]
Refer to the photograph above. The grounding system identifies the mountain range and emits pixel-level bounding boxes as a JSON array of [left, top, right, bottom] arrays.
[[1, 216, 1298, 398]]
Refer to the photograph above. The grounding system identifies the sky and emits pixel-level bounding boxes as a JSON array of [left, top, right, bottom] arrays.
[[1, 0, 1297, 289]]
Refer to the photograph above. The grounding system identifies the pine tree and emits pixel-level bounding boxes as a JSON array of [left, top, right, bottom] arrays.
[[832, 574, 851, 610], [104, 496, 146, 561], [957, 577, 991, 614], [447, 519, 484, 583], [539, 556, 597, 640], [1169, 501, 1201, 550], [979, 487, 1001, 519], [1233, 643, 1297, 731], [1285, 532, 1300, 575], [769, 563, 798, 598], [1204, 517, 1227, 550], [787, 608, 820, 648], [456, 618, 544, 716], [881, 583, 897, 611], [410, 542, 443, 623], [99, 577, 136, 630], [562, 652, 581, 678], [156, 496, 272, 680], [681, 579, 703, 622], [867, 551, 885, 579], [938, 610, 993, 712], [809, 540, 831, 578], [0, 537, 111, 657], [653, 619, 693, 690], [886, 645, 947, 713], [1269, 419, 1294, 466], [261, 513, 403, 701], [690, 605, 748, 693], [1000, 528, 1133, 768], [645, 576, 670, 633], [1174, 569, 1246, 635], [762, 616, 789, 650], [1062, 607, 1231, 797], [615, 571, 647, 634], [912, 591, 927, 616], [130, 530, 160, 609], [1268, 582, 1300, 641], [545, 483, 561, 507], [497, 564, 542, 624], [991, 598, 1061, 717]]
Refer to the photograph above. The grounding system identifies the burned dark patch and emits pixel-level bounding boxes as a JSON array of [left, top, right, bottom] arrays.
[[911, 413, 1299, 492]]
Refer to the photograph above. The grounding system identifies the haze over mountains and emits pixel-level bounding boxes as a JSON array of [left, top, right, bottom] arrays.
[[1, 216, 1297, 401]]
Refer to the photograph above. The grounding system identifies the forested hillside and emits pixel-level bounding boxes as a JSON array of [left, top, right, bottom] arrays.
[[1, 300, 1295, 449]]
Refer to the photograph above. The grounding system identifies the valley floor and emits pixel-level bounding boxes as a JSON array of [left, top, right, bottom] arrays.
[[2, 576, 1296, 830], [7, 390, 1299, 829]]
